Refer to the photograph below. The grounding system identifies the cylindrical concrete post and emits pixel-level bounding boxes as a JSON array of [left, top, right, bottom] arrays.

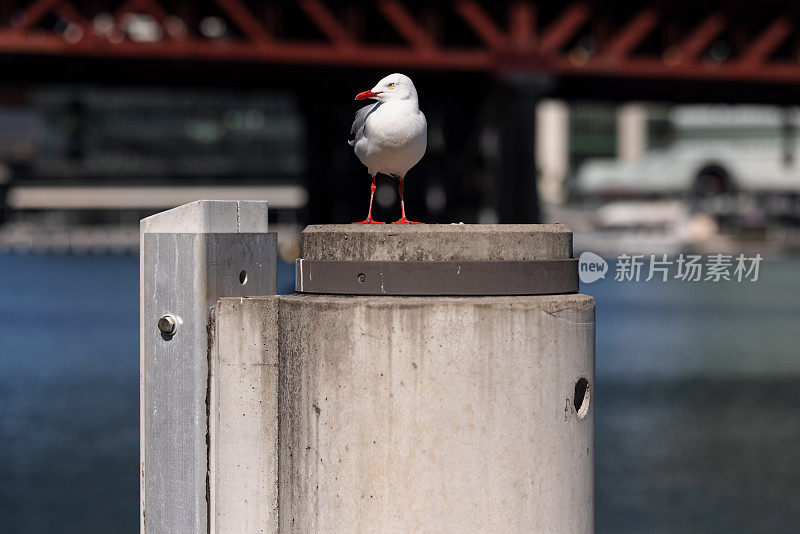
[[279, 225, 594, 533]]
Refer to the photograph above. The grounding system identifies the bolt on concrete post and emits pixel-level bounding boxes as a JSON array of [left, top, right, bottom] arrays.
[[140, 200, 276, 533], [212, 224, 594, 533]]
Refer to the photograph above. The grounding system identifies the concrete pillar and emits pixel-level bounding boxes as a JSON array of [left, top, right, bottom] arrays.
[[210, 297, 279, 533], [536, 99, 570, 204], [140, 200, 276, 533], [617, 102, 648, 163], [212, 225, 594, 533]]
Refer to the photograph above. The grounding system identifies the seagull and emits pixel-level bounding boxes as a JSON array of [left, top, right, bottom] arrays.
[[349, 73, 427, 224]]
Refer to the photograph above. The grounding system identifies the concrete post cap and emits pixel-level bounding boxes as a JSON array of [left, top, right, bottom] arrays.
[[300, 224, 573, 262]]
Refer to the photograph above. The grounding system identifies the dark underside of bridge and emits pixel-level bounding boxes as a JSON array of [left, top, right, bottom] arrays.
[[2, 0, 800, 223]]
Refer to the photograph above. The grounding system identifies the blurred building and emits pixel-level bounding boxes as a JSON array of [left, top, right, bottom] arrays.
[[1, 1, 800, 253]]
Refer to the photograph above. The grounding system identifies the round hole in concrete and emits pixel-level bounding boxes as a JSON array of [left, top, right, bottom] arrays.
[[239, 269, 248, 285], [357, 273, 366, 283], [574, 378, 590, 419]]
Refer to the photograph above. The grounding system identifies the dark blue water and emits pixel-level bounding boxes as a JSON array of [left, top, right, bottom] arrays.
[[589, 259, 800, 533], [0, 254, 139, 532], [1, 253, 798, 532]]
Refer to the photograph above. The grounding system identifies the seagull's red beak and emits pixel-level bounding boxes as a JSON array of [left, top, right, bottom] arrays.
[[355, 90, 381, 101]]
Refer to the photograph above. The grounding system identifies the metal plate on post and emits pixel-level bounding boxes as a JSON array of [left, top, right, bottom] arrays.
[[295, 258, 578, 296]]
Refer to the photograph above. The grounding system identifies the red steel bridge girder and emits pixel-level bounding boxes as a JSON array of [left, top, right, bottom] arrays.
[[1, 0, 800, 83]]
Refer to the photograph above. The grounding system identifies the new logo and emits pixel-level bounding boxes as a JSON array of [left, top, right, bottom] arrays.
[[578, 252, 608, 284]]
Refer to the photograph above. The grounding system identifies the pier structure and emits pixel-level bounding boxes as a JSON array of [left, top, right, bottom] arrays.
[[141, 201, 595, 533]]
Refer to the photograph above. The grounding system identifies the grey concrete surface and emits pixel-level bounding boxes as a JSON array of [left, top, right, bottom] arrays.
[[210, 297, 280, 533], [301, 224, 573, 261], [208, 223, 594, 533], [276, 293, 594, 533], [140, 200, 275, 534], [139, 199, 269, 235]]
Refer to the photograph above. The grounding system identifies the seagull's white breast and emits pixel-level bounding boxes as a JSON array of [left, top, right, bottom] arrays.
[[354, 101, 427, 177]]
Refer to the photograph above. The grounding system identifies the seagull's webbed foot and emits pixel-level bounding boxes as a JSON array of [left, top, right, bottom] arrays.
[[353, 217, 386, 224], [393, 178, 422, 224]]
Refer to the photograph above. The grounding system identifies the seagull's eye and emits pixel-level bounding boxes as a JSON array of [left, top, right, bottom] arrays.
[[387, 83, 396, 88]]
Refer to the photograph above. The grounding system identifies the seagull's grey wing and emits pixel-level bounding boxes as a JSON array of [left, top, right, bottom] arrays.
[[348, 103, 379, 147]]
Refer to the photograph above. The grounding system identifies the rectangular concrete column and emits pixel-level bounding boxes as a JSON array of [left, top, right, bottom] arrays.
[[209, 297, 279, 533], [536, 99, 570, 204], [618, 102, 648, 163], [140, 200, 276, 533], [211, 225, 595, 534]]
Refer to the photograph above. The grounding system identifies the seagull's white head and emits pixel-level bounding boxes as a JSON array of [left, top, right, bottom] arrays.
[[355, 73, 418, 104]]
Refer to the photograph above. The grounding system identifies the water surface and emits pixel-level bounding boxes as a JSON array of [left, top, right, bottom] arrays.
[[0, 253, 798, 532]]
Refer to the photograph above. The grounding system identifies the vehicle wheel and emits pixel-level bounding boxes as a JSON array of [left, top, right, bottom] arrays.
[[693, 167, 732, 197]]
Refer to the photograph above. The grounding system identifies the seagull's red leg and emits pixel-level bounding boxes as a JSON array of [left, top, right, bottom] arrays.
[[353, 174, 384, 224], [392, 178, 423, 224]]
